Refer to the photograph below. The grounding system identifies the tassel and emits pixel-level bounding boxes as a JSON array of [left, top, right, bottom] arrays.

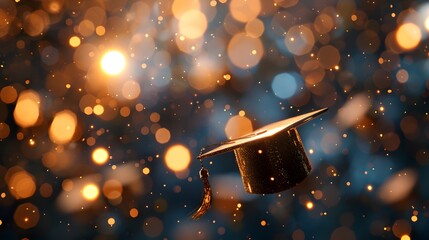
[[191, 166, 212, 219]]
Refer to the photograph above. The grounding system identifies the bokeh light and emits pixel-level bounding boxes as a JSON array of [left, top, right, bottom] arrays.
[[395, 23, 421, 51], [164, 145, 191, 172], [92, 147, 109, 165], [6, 167, 36, 199], [178, 10, 207, 39], [284, 25, 315, 56], [1, 0, 429, 239], [13, 203, 40, 229], [82, 183, 100, 201], [100, 50, 126, 75], [13, 90, 41, 128], [229, 0, 261, 23], [227, 32, 264, 69], [271, 72, 298, 99], [48, 110, 77, 145], [225, 114, 253, 139]]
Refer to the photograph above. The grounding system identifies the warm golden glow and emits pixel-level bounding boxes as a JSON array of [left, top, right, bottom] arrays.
[[103, 179, 123, 200], [92, 147, 109, 165], [229, 0, 261, 23], [401, 235, 411, 240], [155, 128, 171, 144], [122, 80, 141, 100], [306, 201, 314, 210], [13, 203, 40, 229], [396, 23, 421, 50], [0, 85, 18, 104], [13, 90, 41, 128], [130, 208, 139, 218], [69, 36, 81, 48], [164, 144, 191, 172], [93, 104, 104, 115], [7, 168, 36, 199], [178, 9, 207, 39], [108, 217, 115, 226], [425, 16, 429, 31], [142, 167, 150, 175], [225, 115, 253, 139], [101, 50, 126, 75], [172, 0, 201, 19], [48, 110, 77, 145], [284, 25, 315, 56], [82, 183, 99, 201], [227, 32, 264, 69]]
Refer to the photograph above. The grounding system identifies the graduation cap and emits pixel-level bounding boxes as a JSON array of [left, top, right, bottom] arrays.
[[198, 107, 328, 194]]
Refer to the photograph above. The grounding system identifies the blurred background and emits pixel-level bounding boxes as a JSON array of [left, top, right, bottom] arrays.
[[0, 0, 429, 239]]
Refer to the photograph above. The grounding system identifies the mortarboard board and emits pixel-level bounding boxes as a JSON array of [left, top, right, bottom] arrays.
[[197, 107, 328, 194]]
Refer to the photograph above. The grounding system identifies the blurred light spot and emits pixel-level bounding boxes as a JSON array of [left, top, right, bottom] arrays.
[[225, 115, 253, 140], [1, 86, 18, 104], [24, 10, 49, 37], [306, 201, 314, 210], [103, 179, 123, 200], [401, 235, 411, 240], [120, 106, 130, 117], [150, 112, 160, 123], [92, 147, 109, 165], [382, 132, 400, 151], [378, 169, 417, 204], [6, 167, 36, 199], [107, 217, 115, 227], [172, 0, 200, 19], [284, 25, 315, 56], [178, 10, 207, 39], [230, 0, 261, 23], [101, 50, 126, 75], [367, 185, 373, 191], [335, 94, 370, 129], [392, 219, 411, 238], [82, 183, 99, 201], [69, 36, 81, 48], [95, 26, 105, 36], [314, 14, 334, 34], [260, 220, 267, 226], [130, 208, 139, 218], [143, 217, 164, 238], [13, 203, 39, 229], [155, 128, 171, 144], [271, 72, 298, 99], [62, 179, 74, 192], [425, 16, 429, 31], [13, 90, 41, 128], [188, 55, 223, 92], [396, 23, 421, 51], [122, 80, 141, 100], [49, 110, 77, 145], [164, 145, 191, 172], [317, 45, 340, 69], [0, 123, 10, 139], [396, 69, 409, 83], [93, 104, 104, 115], [78, 19, 94, 37], [39, 183, 53, 198], [227, 32, 263, 69], [245, 18, 264, 38], [142, 167, 150, 175]]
